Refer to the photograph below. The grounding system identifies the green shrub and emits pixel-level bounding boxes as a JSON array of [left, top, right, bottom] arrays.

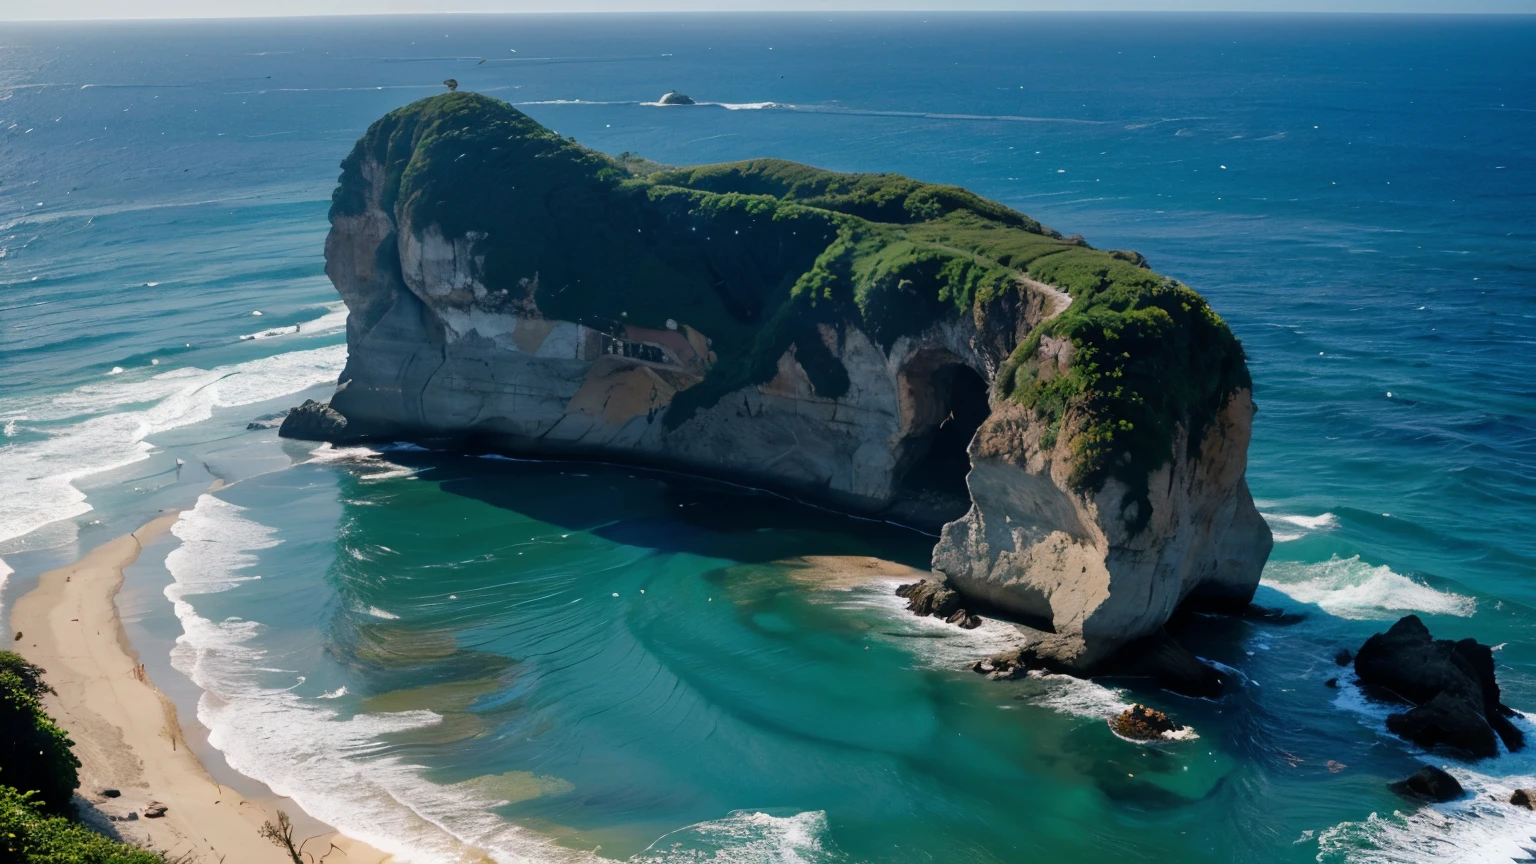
[[0, 653, 79, 814], [0, 785, 162, 864]]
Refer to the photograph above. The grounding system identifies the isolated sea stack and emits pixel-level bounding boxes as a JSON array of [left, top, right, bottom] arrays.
[[298, 93, 1271, 673]]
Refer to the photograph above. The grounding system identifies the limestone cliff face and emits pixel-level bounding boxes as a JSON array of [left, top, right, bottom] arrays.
[[327, 170, 1028, 523], [932, 390, 1272, 668], [312, 93, 1272, 669]]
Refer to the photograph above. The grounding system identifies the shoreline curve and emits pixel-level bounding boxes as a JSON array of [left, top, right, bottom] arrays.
[[10, 511, 394, 864]]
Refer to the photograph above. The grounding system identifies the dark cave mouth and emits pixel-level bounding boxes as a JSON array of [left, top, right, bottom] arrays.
[[893, 362, 991, 528]]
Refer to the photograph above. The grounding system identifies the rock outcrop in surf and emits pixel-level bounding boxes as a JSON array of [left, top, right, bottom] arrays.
[[292, 92, 1271, 673], [1354, 615, 1524, 759]]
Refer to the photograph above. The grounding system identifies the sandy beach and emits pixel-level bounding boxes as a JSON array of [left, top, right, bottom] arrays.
[[10, 512, 393, 864]]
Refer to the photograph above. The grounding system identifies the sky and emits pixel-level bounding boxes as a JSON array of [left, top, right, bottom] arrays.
[[4, 0, 1534, 21]]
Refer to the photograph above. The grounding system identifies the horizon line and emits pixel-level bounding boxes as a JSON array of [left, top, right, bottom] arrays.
[[8, 9, 1535, 23]]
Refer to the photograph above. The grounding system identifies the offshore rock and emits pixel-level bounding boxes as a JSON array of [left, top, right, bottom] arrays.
[[1388, 766, 1464, 803], [277, 399, 349, 442], [1109, 704, 1184, 741], [1354, 615, 1523, 759], [315, 93, 1270, 669]]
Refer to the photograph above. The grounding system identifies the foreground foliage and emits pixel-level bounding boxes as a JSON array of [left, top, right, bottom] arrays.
[[0, 652, 79, 813], [0, 785, 162, 864], [0, 653, 163, 862]]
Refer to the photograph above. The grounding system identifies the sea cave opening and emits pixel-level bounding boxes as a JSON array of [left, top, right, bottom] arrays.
[[893, 355, 991, 529]]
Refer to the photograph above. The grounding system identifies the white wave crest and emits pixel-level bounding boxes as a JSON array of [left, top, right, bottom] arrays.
[[633, 810, 845, 863], [1260, 556, 1474, 620], [1261, 510, 1338, 541], [0, 344, 345, 549], [239, 303, 348, 342]]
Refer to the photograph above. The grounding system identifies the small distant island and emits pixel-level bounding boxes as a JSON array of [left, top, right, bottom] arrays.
[[296, 92, 1271, 681], [656, 90, 695, 105]]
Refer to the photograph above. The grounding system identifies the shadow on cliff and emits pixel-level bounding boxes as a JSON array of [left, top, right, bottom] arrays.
[[389, 451, 939, 569]]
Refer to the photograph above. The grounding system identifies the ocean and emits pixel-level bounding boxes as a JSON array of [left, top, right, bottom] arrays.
[[2, 12, 1534, 863]]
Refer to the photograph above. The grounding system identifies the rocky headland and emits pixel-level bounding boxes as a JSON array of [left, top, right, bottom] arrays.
[[288, 92, 1272, 680]]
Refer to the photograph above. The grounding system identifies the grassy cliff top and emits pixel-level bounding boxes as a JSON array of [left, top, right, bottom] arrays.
[[333, 93, 1250, 523]]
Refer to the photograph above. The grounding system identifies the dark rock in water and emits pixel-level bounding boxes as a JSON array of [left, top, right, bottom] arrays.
[[657, 91, 695, 105], [1511, 789, 1535, 809], [1354, 615, 1523, 759], [946, 608, 981, 629], [101, 789, 120, 798], [897, 579, 983, 629], [1388, 765, 1464, 802], [1334, 647, 1354, 666], [1325, 677, 1338, 688], [970, 653, 1028, 681], [896, 579, 961, 619], [1110, 704, 1184, 741], [973, 629, 1223, 698], [278, 399, 349, 442]]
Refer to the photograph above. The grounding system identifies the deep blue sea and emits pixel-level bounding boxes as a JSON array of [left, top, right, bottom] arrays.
[[2, 13, 1534, 864]]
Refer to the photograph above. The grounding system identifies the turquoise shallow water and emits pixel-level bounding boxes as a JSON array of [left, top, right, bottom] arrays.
[[2, 13, 1535, 863]]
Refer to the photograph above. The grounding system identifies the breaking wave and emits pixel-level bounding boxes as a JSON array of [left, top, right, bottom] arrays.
[[0, 344, 346, 549], [1260, 555, 1474, 620]]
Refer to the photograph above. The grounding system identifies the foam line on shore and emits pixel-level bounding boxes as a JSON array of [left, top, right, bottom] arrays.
[[7, 512, 389, 864]]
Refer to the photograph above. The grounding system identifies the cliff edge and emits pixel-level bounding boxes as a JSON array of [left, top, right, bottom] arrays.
[[307, 92, 1272, 672]]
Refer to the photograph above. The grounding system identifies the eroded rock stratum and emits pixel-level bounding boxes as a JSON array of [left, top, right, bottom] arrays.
[[307, 92, 1272, 671]]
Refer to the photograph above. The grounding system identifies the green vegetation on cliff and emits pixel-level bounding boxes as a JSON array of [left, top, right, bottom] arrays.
[[333, 93, 1249, 517]]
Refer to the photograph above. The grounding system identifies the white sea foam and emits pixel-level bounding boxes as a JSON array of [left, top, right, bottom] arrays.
[[318, 686, 348, 699], [1023, 670, 1132, 719], [1319, 683, 1536, 863], [0, 343, 345, 549], [239, 303, 347, 341], [1022, 671, 1200, 742], [366, 606, 399, 620], [831, 579, 1027, 671], [638, 100, 784, 110], [1261, 510, 1338, 541], [0, 556, 12, 622], [1261, 556, 1474, 620], [307, 443, 419, 482], [165, 494, 598, 864], [1271, 512, 1339, 530], [633, 810, 844, 863]]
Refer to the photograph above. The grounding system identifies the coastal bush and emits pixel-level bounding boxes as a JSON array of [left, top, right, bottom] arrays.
[[335, 94, 1252, 531], [0, 653, 80, 813], [0, 785, 161, 864]]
